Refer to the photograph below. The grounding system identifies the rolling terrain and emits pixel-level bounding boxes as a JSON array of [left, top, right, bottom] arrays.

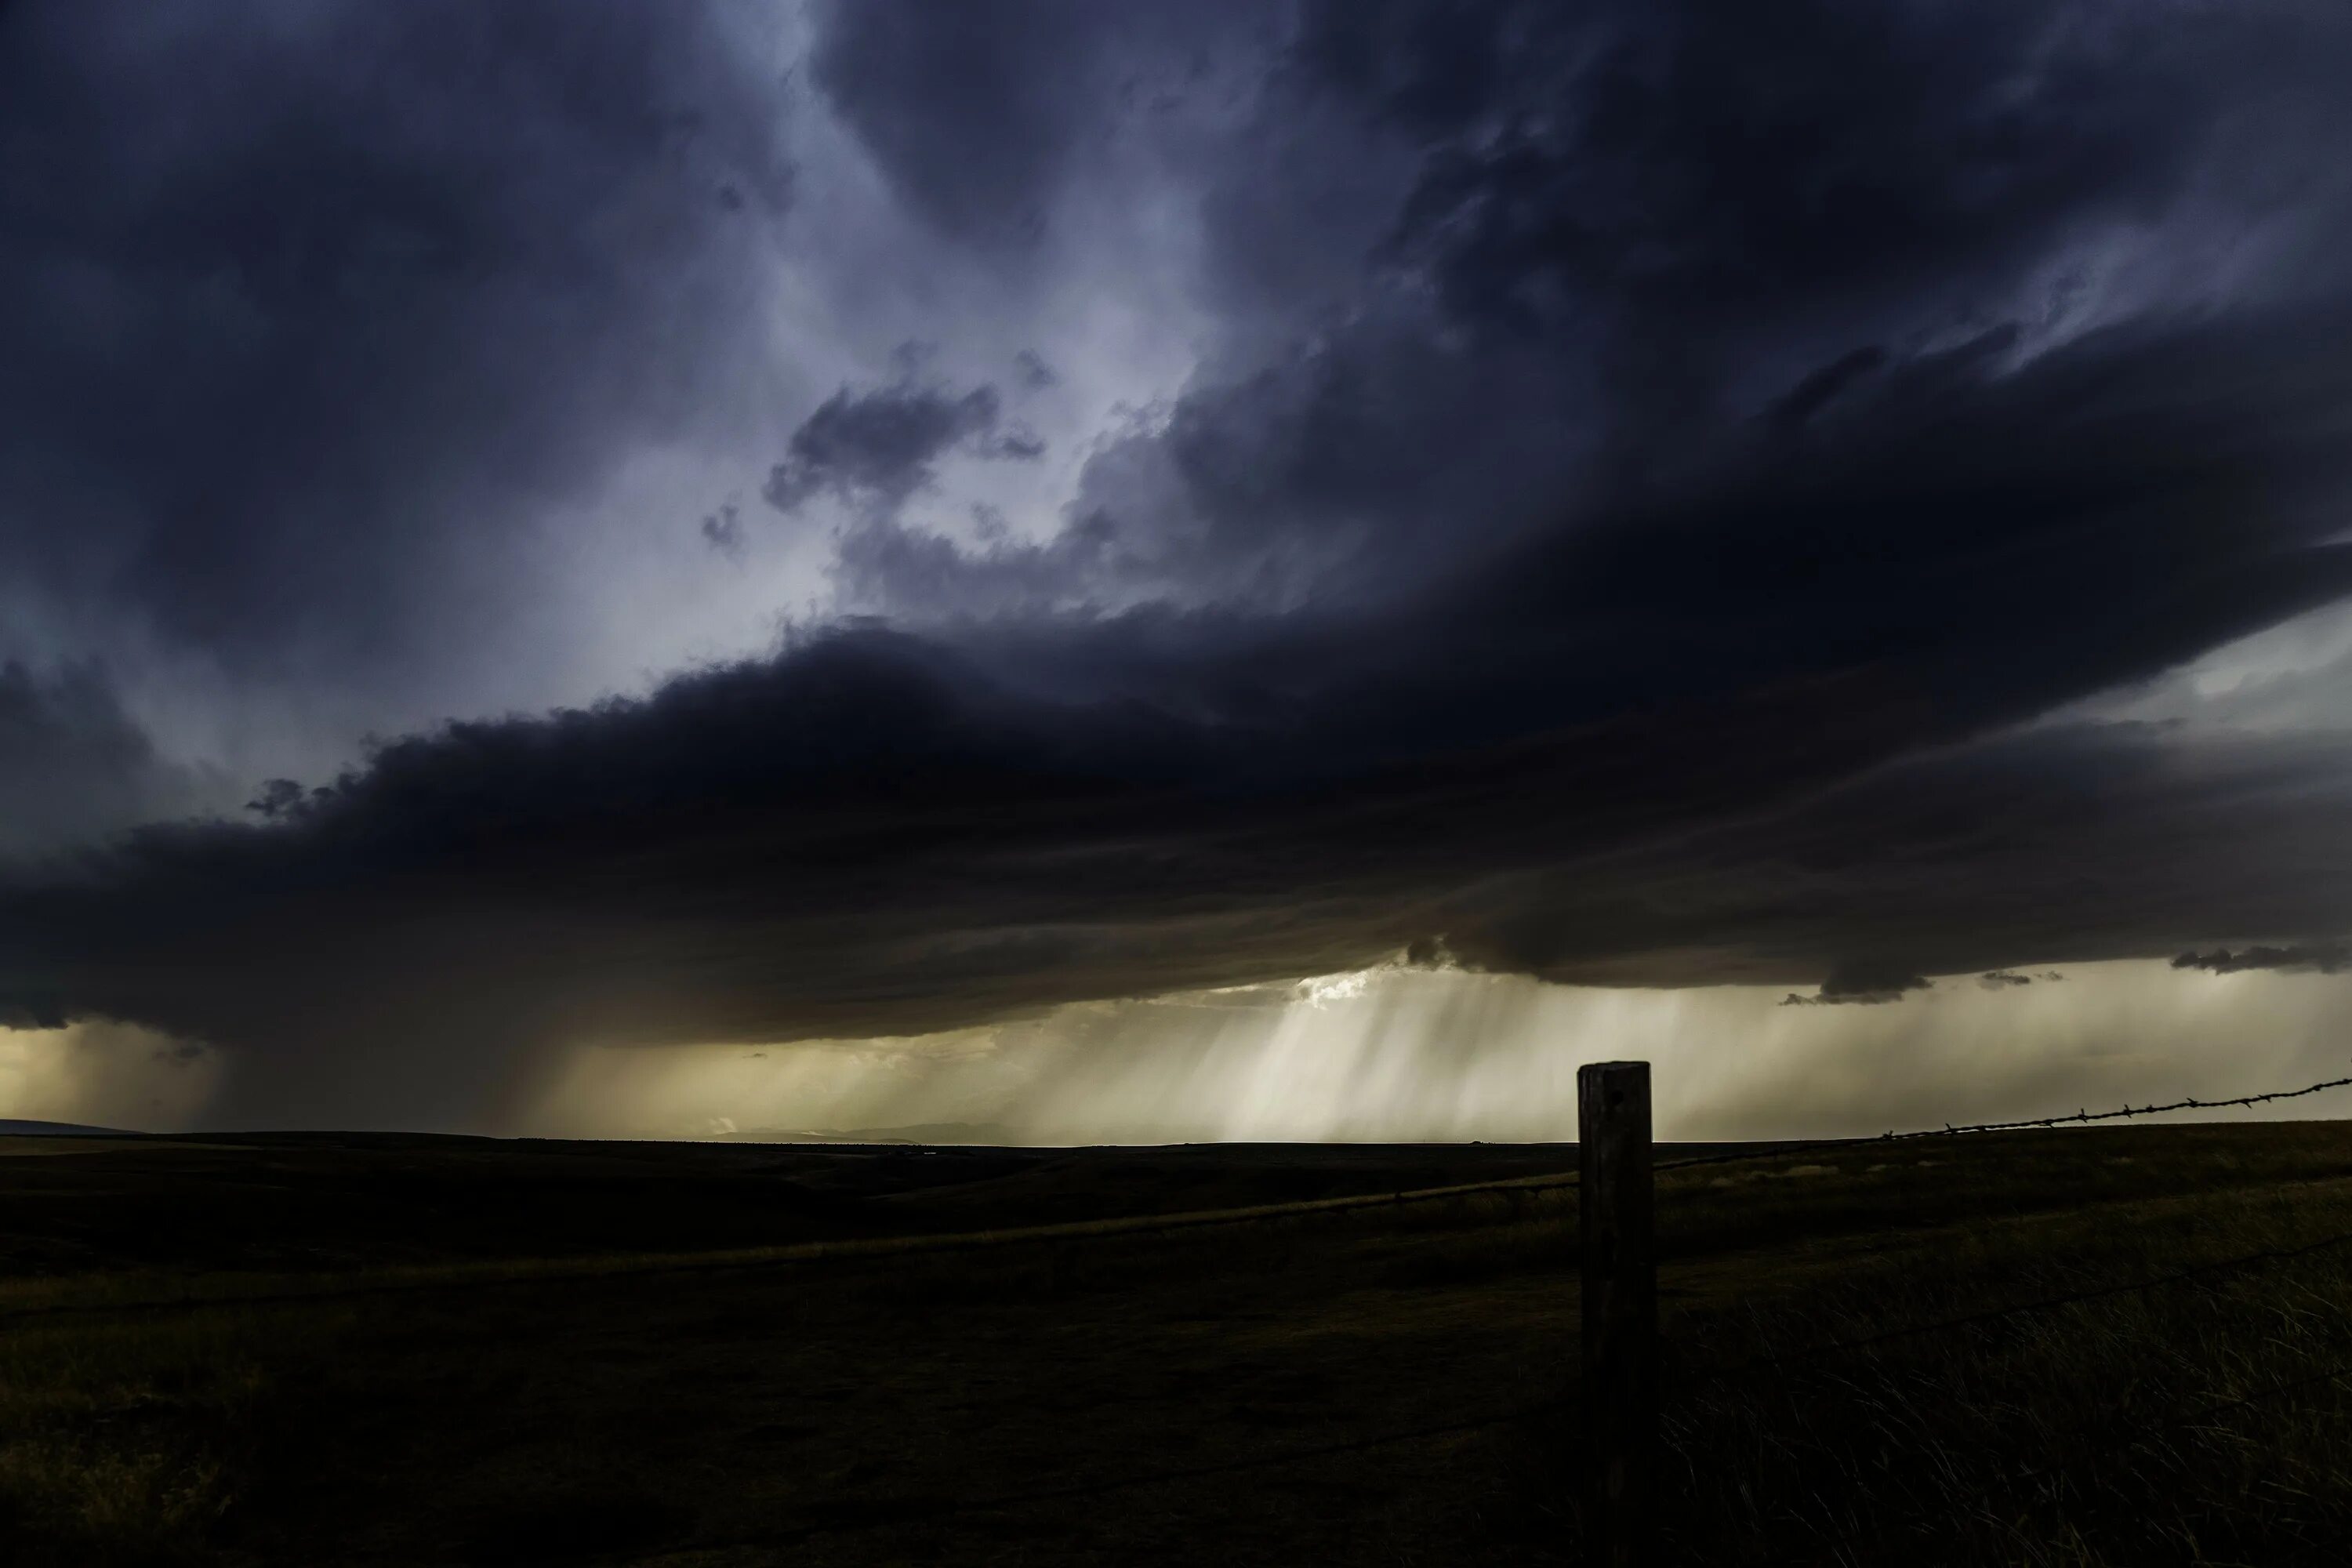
[[6, 1122, 2352, 1565]]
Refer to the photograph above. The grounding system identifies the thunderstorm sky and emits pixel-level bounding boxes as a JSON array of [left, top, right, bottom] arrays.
[[7, 2, 2352, 1134]]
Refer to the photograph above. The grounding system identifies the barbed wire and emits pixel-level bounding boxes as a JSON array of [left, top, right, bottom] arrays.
[[627, 1194, 2352, 1558], [640, 1193, 2352, 1559], [8, 1069, 2348, 1331], [12, 1064, 2352, 1563], [1653, 1069, 2352, 1178]]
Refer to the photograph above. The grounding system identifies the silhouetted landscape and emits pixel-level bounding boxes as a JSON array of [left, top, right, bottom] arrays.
[[8, 1121, 2352, 1564]]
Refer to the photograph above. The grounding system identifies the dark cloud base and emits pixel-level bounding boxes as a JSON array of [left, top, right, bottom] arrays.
[[9, 0, 2352, 1127], [2172, 946, 2352, 977], [1781, 962, 1935, 1007], [12, 299, 2352, 1121]]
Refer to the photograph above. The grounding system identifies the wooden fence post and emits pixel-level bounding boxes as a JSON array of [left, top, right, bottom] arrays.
[[1580, 1059, 1656, 1567]]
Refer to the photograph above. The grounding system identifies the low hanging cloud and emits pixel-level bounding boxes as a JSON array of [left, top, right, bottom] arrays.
[[2171, 945, 2352, 976], [1781, 961, 1936, 1007], [762, 376, 1044, 517]]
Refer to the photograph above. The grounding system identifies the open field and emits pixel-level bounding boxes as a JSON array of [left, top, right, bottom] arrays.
[[6, 1122, 2352, 1565]]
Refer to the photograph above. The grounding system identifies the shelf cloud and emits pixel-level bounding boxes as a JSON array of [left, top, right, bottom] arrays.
[[5, 1, 2352, 1125]]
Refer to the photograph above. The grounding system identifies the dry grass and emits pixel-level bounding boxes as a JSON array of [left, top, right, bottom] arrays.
[[0, 1313, 310, 1566], [1477, 1167, 2352, 1566], [6, 1123, 2352, 1563]]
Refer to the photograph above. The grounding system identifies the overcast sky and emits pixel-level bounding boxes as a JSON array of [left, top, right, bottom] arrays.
[[6, 0, 2352, 1132]]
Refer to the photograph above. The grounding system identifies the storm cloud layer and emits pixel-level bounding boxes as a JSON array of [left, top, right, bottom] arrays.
[[7, 1, 2352, 1124]]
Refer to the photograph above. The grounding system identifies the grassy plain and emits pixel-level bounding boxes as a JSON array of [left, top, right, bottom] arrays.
[[4, 1122, 2352, 1565]]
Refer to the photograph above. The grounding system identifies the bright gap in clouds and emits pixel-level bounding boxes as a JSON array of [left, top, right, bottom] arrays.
[[0, 1018, 220, 1131], [5, 962, 2346, 1142], [514, 960, 2352, 1145]]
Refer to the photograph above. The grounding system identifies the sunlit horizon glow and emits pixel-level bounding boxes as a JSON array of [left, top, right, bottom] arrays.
[[11, 960, 2345, 1145], [0, 1018, 221, 1131], [517, 960, 2352, 1145]]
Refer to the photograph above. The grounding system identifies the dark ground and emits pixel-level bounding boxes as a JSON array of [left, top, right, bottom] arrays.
[[7, 1122, 2352, 1565]]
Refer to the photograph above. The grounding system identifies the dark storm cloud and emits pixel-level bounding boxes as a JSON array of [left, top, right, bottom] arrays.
[[2172, 946, 2352, 977], [1767, 347, 1890, 434], [1319, 0, 2352, 412], [1979, 971, 2035, 991], [12, 292, 2352, 1123], [1364, 0, 2206, 326], [0, 1, 789, 695], [808, 0, 1258, 245], [700, 502, 746, 559], [1014, 350, 1059, 391], [9, 0, 2352, 1123], [822, 0, 2352, 624], [810, 0, 1093, 241], [1425, 720, 2352, 999], [1780, 963, 1933, 1007], [761, 379, 1039, 517], [0, 663, 212, 861]]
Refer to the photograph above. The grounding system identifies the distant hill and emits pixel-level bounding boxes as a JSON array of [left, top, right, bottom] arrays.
[[0, 1119, 125, 1136], [728, 1122, 1020, 1146]]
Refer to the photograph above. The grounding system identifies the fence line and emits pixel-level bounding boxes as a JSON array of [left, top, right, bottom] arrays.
[[1652, 1069, 2352, 1178], [675, 1200, 2352, 1554], [21, 1060, 2352, 1556], [0, 1166, 1584, 1327], [639, 1179, 2352, 1555], [11, 1068, 2352, 1329], [598, 1059, 2352, 1562]]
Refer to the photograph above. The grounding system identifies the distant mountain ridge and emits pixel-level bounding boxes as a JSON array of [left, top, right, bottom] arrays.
[[0, 1119, 125, 1136]]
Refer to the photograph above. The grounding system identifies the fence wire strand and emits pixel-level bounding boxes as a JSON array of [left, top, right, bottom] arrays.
[[9, 1069, 2351, 1329], [1653, 1070, 2352, 1178], [673, 1197, 2352, 1559], [20, 1066, 2352, 1554]]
